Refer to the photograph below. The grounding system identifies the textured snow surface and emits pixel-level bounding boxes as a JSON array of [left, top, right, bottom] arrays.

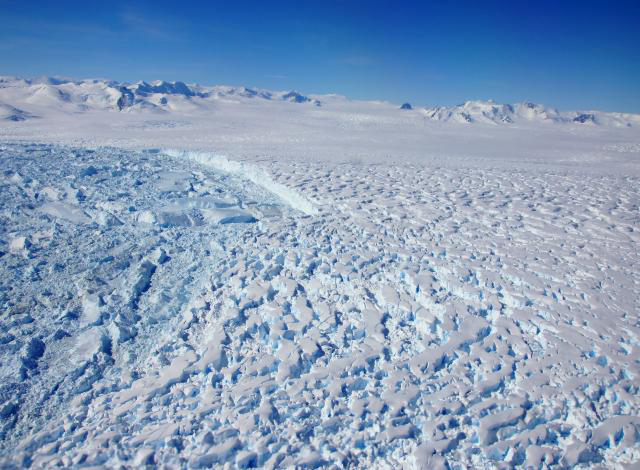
[[1, 144, 638, 468], [0, 76, 640, 468]]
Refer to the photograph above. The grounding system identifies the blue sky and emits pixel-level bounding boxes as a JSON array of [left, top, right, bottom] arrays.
[[1, 0, 639, 112]]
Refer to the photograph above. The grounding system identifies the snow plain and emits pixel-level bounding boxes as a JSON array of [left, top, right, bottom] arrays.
[[1, 77, 640, 468]]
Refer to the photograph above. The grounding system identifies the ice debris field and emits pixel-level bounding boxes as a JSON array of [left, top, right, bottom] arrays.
[[0, 77, 640, 468]]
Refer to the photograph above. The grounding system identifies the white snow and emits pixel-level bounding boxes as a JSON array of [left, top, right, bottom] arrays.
[[0, 76, 639, 468], [165, 149, 319, 215]]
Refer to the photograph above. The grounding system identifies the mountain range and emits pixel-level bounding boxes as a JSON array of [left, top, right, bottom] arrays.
[[1, 75, 638, 128]]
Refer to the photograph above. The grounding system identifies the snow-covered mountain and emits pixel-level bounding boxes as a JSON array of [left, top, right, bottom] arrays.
[[0, 102, 37, 122], [1, 75, 638, 128], [0, 76, 321, 118], [421, 100, 639, 127]]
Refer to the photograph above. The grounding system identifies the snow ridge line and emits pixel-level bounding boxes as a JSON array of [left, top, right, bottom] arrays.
[[162, 149, 318, 215]]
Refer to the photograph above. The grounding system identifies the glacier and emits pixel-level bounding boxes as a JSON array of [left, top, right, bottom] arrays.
[[0, 76, 639, 468]]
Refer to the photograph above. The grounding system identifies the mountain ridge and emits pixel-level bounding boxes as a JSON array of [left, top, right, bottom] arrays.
[[1, 75, 638, 128]]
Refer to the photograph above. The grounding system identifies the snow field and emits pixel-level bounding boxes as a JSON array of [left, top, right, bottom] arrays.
[[1, 145, 638, 468], [0, 144, 289, 463], [1, 74, 639, 469]]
